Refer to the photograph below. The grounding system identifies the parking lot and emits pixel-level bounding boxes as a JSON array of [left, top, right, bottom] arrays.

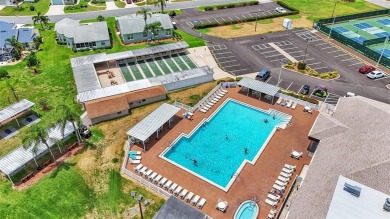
[[207, 43, 253, 75]]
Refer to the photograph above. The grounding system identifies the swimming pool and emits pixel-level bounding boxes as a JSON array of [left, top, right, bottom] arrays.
[[160, 99, 289, 191], [234, 200, 259, 219]]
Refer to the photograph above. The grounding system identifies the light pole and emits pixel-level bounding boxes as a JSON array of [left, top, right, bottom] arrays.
[[328, 1, 338, 40], [302, 38, 312, 63], [131, 191, 144, 219], [250, 10, 262, 32], [376, 36, 389, 67]]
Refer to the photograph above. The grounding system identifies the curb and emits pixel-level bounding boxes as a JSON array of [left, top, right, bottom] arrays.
[[281, 66, 340, 81]]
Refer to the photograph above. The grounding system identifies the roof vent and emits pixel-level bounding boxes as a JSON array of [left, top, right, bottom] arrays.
[[343, 183, 361, 197], [384, 198, 390, 212]]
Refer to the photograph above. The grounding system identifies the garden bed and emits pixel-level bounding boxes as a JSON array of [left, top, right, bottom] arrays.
[[284, 62, 339, 80], [197, 0, 258, 12]]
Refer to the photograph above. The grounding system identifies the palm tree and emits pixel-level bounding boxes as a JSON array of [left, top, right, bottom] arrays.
[[40, 15, 50, 30], [6, 37, 22, 59], [149, 21, 163, 41], [32, 12, 44, 30], [56, 105, 82, 145], [25, 51, 40, 67], [154, 0, 167, 14], [136, 7, 152, 26], [22, 123, 57, 162]]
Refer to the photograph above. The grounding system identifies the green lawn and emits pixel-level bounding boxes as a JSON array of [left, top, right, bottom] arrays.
[[174, 30, 206, 48], [279, 0, 384, 21], [64, 0, 106, 13], [0, 0, 51, 16], [114, 0, 126, 8], [258, 19, 273, 24]]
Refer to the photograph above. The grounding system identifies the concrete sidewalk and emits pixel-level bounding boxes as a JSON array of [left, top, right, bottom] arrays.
[[365, 0, 389, 8]]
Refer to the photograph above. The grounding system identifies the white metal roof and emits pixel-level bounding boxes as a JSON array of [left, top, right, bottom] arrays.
[[126, 103, 180, 141], [148, 66, 213, 84], [327, 176, 390, 219], [0, 122, 76, 176], [0, 99, 35, 124], [237, 77, 280, 96], [73, 64, 101, 93]]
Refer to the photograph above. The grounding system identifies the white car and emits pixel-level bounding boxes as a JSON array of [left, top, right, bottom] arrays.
[[367, 70, 385, 79], [275, 7, 287, 13]]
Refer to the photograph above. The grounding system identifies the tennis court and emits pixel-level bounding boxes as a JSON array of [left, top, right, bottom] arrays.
[[118, 54, 198, 82]]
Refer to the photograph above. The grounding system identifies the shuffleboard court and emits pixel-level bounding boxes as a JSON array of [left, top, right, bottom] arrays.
[[163, 56, 181, 72], [127, 62, 144, 80], [155, 57, 172, 74]]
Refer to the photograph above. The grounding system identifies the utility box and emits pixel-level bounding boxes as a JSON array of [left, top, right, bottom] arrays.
[[283, 18, 293, 30]]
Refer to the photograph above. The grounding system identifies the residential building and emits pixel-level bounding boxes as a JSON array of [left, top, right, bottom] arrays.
[[0, 0, 13, 5], [116, 14, 174, 43], [287, 96, 390, 219], [54, 18, 111, 51], [0, 21, 39, 61]]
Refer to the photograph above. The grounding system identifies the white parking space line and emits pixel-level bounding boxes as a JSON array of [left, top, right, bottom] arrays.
[[214, 52, 232, 55], [222, 17, 226, 21], [340, 58, 356, 62], [228, 16, 233, 21], [312, 66, 328, 70], [265, 76, 272, 83], [288, 51, 304, 54], [207, 19, 211, 23], [286, 82, 293, 90], [265, 54, 284, 58], [348, 62, 363, 66], [321, 46, 334, 50], [219, 60, 237, 64], [315, 42, 328, 46], [235, 16, 240, 20], [304, 58, 314, 61], [334, 54, 349, 57], [270, 58, 288, 62], [232, 69, 249, 72], [224, 64, 241, 68], [276, 79, 282, 86], [297, 85, 304, 94], [294, 55, 306, 58], [216, 56, 235, 59], [242, 15, 246, 18], [214, 18, 219, 23], [283, 47, 298, 51], [327, 50, 340, 53], [261, 50, 279, 54], [308, 62, 322, 65], [248, 13, 253, 17]]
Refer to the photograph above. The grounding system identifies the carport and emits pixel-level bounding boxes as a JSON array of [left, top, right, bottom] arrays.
[[236, 77, 281, 104], [0, 99, 37, 127], [126, 103, 181, 151]]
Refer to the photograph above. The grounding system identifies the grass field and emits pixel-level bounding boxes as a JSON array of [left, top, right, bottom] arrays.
[[174, 30, 206, 48], [0, 0, 50, 16], [279, 0, 383, 21]]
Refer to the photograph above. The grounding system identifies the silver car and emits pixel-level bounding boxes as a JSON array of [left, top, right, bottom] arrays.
[[367, 70, 385, 79], [276, 7, 287, 13]]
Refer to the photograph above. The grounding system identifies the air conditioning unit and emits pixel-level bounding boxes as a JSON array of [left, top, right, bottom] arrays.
[[384, 198, 390, 212], [343, 183, 361, 198]]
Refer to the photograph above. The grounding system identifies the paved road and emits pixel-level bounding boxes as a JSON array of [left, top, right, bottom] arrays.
[[0, 0, 272, 24], [365, 0, 390, 8]]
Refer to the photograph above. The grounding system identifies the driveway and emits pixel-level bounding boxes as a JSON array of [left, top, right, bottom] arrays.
[[105, 0, 118, 10], [46, 5, 65, 15]]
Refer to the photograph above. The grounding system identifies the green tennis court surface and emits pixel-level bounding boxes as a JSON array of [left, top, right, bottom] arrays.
[[171, 54, 189, 71]]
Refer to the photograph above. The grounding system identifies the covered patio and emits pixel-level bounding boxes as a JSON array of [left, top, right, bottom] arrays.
[[126, 103, 181, 151], [236, 77, 281, 104], [0, 99, 37, 127]]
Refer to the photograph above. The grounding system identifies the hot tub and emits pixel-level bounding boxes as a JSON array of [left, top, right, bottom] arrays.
[[233, 200, 259, 219]]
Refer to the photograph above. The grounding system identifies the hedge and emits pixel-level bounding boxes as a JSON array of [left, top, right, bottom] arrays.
[[194, 11, 299, 29], [199, 1, 258, 11], [276, 1, 300, 13]]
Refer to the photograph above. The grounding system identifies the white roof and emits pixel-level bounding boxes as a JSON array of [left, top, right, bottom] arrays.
[[126, 103, 180, 141], [0, 122, 76, 176], [0, 99, 35, 124], [327, 176, 390, 219], [237, 77, 280, 96]]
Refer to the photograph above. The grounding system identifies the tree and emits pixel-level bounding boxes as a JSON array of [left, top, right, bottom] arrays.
[[136, 7, 152, 26], [25, 51, 40, 67], [56, 105, 82, 145], [33, 36, 43, 50], [6, 36, 22, 60], [172, 31, 182, 41], [22, 123, 57, 162], [40, 15, 50, 30], [97, 15, 105, 21], [0, 69, 10, 80], [32, 11, 44, 30], [154, 0, 167, 14], [148, 21, 162, 41]]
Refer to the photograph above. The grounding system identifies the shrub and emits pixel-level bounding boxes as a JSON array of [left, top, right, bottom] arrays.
[[276, 1, 300, 12], [297, 62, 306, 70], [199, 1, 258, 11], [0, 69, 9, 79], [236, 77, 243, 81], [111, 158, 119, 163], [320, 73, 330, 79], [309, 71, 319, 77], [30, 5, 35, 11]]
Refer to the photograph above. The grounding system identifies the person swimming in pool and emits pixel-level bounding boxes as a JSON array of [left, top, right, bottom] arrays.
[[264, 118, 268, 123], [244, 148, 249, 154]]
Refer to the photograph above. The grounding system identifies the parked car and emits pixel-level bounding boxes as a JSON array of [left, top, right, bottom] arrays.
[[172, 22, 177, 29], [367, 70, 385, 79], [301, 84, 310, 95], [345, 92, 356, 97], [275, 7, 287, 13], [359, 65, 375, 74], [74, 125, 92, 139], [313, 85, 328, 97], [255, 68, 271, 82]]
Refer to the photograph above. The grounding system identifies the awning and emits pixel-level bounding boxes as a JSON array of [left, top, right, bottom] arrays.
[[237, 77, 280, 97], [126, 103, 180, 142], [0, 99, 35, 124]]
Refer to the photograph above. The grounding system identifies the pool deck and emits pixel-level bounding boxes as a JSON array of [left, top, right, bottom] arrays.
[[125, 88, 318, 219]]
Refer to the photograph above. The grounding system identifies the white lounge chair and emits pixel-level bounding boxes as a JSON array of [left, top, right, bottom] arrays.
[[148, 172, 157, 181], [276, 97, 283, 104], [282, 167, 294, 174], [185, 192, 194, 202], [273, 183, 285, 191], [144, 169, 153, 178], [291, 102, 298, 110], [278, 175, 290, 182], [163, 180, 172, 190], [285, 164, 296, 170], [209, 99, 218, 104], [291, 150, 303, 159], [268, 193, 280, 201], [134, 164, 143, 172], [139, 167, 147, 175], [197, 198, 206, 209], [220, 88, 228, 93], [191, 195, 200, 206], [215, 92, 224, 98], [265, 198, 277, 207], [280, 171, 292, 178], [200, 108, 207, 113], [153, 175, 162, 183], [202, 104, 211, 110], [173, 186, 182, 196], [268, 209, 277, 219], [179, 189, 188, 199], [132, 155, 142, 160], [275, 180, 288, 187], [169, 183, 178, 193], [131, 159, 141, 164], [158, 177, 167, 187], [204, 102, 213, 108], [130, 151, 142, 155], [286, 99, 293, 108]]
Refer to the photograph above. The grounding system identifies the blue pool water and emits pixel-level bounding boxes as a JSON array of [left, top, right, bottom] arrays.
[[162, 100, 283, 188], [234, 201, 259, 219]]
